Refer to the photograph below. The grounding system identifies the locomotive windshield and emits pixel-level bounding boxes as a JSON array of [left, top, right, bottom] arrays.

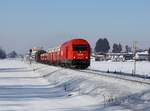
[[73, 45, 88, 51]]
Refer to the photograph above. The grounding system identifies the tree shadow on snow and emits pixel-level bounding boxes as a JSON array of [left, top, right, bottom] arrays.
[[104, 89, 150, 111], [0, 67, 33, 73], [59, 89, 150, 111], [47, 105, 104, 111], [0, 84, 66, 101]]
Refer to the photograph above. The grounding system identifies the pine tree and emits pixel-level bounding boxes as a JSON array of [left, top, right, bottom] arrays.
[[112, 43, 122, 53], [125, 45, 131, 53], [112, 43, 118, 53], [118, 43, 122, 53], [94, 38, 110, 53]]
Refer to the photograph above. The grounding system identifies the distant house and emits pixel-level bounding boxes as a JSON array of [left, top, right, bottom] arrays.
[[135, 51, 148, 61], [95, 55, 105, 61], [95, 53, 125, 62], [107, 52, 134, 62], [94, 53, 106, 61]]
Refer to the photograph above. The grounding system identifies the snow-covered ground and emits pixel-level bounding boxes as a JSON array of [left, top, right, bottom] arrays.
[[90, 59, 150, 76], [0, 59, 150, 111]]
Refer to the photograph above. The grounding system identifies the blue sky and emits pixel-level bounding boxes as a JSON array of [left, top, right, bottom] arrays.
[[0, 0, 150, 53]]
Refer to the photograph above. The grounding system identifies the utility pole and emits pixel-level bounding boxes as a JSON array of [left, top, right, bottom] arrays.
[[133, 41, 138, 75], [29, 49, 32, 64]]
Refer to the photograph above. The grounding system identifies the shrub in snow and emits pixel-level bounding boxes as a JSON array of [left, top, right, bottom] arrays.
[[7, 51, 18, 58], [0, 48, 6, 59]]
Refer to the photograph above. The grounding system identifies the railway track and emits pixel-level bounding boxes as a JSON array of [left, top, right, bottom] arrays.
[[31, 61, 150, 85], [77, 68, 150, 85]]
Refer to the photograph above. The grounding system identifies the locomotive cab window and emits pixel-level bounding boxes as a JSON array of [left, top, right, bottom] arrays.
[[73, 45, 88, 51]]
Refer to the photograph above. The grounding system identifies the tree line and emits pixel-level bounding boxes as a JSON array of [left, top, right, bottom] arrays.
[[94, 38, 150, 59], [0, 47, 18, 59], [95, 38, 133, 53]]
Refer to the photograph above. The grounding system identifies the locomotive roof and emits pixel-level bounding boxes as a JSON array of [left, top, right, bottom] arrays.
[[61, 38, 88, 46], [47, 39, 89, 52]]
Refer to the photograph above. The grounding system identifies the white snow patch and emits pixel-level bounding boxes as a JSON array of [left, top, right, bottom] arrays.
[[0, 59, 150, 111], [90, 59, 150, 76]]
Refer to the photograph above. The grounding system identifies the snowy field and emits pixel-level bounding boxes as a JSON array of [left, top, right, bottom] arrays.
[[0, 59, 150, 111], [90, 59, 150, 76]]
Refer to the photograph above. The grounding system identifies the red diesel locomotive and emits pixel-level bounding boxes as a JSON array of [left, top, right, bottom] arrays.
[[35, 39, 91, 69]]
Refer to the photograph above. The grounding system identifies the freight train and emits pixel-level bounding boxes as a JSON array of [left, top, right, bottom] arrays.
[[34, 39, 91, 69]]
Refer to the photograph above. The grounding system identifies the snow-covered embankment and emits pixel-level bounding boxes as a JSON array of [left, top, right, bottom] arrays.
[[31, 61, 150, 111]]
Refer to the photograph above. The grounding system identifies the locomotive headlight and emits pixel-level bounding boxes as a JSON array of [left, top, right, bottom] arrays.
[[85, 56, 88, 59], [73, 56, 76, 59]]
